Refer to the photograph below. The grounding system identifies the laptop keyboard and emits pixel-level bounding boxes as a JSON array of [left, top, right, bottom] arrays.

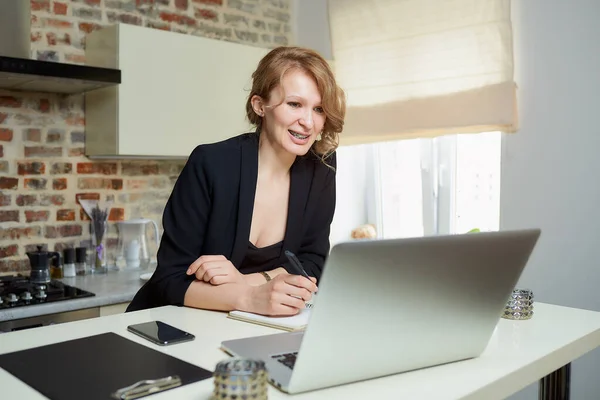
[[271, 352, 298, 369]]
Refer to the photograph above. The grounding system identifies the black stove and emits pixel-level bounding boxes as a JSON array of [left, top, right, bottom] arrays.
[[0, 275, 95, 310]]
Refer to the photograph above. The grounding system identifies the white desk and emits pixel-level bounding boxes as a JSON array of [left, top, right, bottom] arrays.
[[1, 302, 600, 399]]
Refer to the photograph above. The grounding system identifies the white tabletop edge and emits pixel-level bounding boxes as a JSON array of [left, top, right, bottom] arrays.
[[2, 302, 600, 400]]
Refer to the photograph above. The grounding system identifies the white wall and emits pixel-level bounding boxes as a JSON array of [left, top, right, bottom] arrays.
[[292, 0, 333, 59], [502, 0, 600, 398]]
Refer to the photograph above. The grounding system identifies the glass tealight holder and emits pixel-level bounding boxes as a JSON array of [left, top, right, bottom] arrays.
[[501, 288, 534, 320], [212, 358, 268, 400]]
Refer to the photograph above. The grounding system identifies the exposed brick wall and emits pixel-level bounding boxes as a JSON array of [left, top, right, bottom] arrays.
[[0, 0, 293, 274]]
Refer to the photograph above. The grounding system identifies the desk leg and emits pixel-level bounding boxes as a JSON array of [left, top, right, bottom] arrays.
[[539, 363, 571, 400]]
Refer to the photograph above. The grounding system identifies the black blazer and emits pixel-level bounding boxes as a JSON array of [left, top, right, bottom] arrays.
[[127, 132, 337, 312]]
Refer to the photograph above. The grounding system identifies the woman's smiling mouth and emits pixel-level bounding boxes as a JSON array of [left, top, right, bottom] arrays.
[[289, 130, 309, 140]]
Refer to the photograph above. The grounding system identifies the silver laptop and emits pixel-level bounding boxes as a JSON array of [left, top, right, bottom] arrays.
[[221, 229, 541, 394]]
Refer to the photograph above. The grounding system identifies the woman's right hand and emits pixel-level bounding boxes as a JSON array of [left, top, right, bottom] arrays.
[[244, 273, 318, 316]]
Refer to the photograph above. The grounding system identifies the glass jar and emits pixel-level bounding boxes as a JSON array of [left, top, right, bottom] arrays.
[[90, 220, 108, 274]]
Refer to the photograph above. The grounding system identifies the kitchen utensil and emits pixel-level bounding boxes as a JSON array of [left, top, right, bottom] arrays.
[[63, 248, 76, 278], [26, 246, 60, 284], [116, 218, 160, 270]]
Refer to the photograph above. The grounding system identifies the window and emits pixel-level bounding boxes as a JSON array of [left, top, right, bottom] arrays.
[[375, 131, 502, 239], [451, 132, 502, 235], [331, 132, 501, 245]]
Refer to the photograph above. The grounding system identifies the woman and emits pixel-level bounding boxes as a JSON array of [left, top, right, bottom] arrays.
[[127, 46, 346, 316]]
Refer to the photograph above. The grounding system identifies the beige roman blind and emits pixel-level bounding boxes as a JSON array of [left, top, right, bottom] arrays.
[[327, 0, 517, 145]]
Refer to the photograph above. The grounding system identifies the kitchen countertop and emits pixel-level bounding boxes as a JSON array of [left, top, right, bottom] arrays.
[[0, 269, 150, 322]]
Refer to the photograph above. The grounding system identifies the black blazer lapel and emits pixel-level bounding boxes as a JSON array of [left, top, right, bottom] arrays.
[[281, 156, 313, 256], [230, 135, 259, 266]]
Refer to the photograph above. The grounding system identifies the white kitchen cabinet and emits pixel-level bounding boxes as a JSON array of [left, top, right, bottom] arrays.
[[84, 24, 269, 158]]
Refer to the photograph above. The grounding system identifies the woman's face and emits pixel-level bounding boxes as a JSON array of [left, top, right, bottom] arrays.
[[258, 69, 325, 157]]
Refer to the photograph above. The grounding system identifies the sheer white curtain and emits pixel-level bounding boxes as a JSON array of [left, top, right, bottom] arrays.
[[356, 132, 502, 241], [375, 139, 426, 238], [327, 0, 517, 144]]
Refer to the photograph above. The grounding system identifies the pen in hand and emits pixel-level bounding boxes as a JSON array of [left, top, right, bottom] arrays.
[[284, 250, 317, 306], [284, 250, 312, 281]]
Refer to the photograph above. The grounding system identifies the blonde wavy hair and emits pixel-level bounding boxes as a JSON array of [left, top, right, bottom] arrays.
[[245, 46, 346, 160]]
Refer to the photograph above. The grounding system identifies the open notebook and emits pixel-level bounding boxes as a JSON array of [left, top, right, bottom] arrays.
[[227, 300, 314, 331]]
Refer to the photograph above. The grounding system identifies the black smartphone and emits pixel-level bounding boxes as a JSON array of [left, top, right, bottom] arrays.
[[127, 321, 195, 346]]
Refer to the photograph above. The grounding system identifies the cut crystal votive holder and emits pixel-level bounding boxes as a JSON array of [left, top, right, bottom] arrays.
[[501, 288, 534, 320], [212, 358, 268, 400]]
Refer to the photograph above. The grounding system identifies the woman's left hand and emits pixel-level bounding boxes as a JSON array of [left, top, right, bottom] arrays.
[[186, 255, 245, 285]]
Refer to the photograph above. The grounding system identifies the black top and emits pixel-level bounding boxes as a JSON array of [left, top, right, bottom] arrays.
[[239, 241, 284, 274], [127, 132, 337, 312]]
